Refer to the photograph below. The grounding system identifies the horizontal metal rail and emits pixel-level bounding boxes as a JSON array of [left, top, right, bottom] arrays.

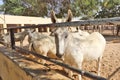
[[0, 17, 120, 30], [14, 46, 107, 80]]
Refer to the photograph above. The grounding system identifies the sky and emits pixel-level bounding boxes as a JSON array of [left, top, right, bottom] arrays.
[[0, 0, 3, 5]]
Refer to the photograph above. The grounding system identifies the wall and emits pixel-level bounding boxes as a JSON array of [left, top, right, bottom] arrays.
[[0, 52, 33, 80]]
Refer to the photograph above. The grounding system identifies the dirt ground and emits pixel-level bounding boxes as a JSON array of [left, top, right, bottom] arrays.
[[82, 42, 120, 80], [0, 30, 120, 80]]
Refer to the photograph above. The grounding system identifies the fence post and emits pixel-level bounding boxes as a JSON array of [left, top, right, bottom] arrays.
[[10, 29, 15, 49]]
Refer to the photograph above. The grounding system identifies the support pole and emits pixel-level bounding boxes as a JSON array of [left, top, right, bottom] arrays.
[[10, 29, 15, 49]]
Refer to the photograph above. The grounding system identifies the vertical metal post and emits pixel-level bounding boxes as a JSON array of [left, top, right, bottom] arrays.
[[10, 29, 15, 49]]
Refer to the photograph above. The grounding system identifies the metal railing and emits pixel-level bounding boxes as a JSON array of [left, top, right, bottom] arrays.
[[1, 17, 120, 80], [15, 46, 106, 80]]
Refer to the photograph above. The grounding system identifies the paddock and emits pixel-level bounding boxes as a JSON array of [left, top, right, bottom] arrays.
[[0, 18, 120, 80]]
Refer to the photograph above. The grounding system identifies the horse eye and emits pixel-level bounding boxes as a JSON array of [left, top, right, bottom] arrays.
[[65, 35, 68, 38]]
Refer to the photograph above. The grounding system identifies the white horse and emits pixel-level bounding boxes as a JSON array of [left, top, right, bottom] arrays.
[[54, 27, 106, 80], [1, 29, 29, 47], [28, 28, 58, 64], [27, 9, 73, 64]]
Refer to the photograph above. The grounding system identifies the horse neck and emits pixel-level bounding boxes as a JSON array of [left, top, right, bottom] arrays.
[[28, 31, 34, 38], [23, 30, 29, 36], [16, 31, 28, 39]]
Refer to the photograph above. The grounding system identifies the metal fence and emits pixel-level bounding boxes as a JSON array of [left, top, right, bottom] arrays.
[[15, 46, 106, 80], [1, 17, 120, 80]]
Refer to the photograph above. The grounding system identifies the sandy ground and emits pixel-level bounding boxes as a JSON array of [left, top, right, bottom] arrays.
[[0, 30, 120, 80]]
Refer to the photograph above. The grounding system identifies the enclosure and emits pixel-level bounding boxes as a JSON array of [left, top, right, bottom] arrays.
[[0, 17, 120, 80]]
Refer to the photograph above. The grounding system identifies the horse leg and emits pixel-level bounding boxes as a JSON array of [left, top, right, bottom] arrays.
[[116, 26, 120, 36], [97, 56, 102, 76]]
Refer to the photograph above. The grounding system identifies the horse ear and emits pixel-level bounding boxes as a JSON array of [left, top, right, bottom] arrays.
[[50, 10, 57, 23], [66, 9, 73, 22]]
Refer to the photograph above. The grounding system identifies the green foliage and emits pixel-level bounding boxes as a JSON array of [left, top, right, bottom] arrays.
[[21, 0, 48, 17], [71, 0, 99, 19], [1, 0, 48, 17], [2, 0, 25, 15], [0, 0, 120, 18], [95, 0, 120, 18]]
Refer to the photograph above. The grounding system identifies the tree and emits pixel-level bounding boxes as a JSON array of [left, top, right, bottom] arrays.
[[21, 0, 48, 17], [1, 0, 72, 17], [2, 0, 25, 15], [47, 0, 72, 18], [95, 0, 120, 18], [71, 0, 99, 18], [1, 0, 48, 17], [1, 0, 120, 18]]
